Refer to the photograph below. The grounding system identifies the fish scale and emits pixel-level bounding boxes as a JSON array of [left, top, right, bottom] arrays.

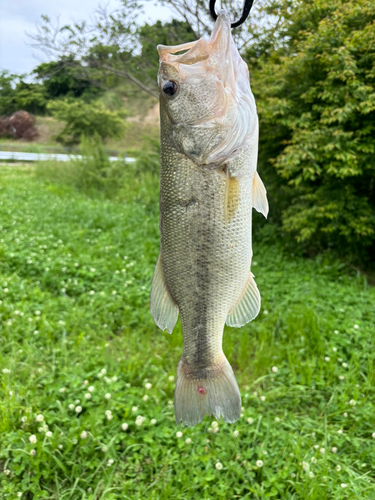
[[150, 11, 269, 426]]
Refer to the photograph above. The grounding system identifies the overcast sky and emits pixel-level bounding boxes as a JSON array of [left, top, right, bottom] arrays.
[[0, 0, 172, 76]]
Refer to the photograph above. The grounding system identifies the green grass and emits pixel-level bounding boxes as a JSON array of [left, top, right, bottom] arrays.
[[0, 163, 374, 499]]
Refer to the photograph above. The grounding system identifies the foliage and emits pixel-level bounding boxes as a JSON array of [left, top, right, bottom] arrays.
[[47, 99, 126, 145], [33, 57, 103, 100], [0, 164, 374, 498], [247, 0, 375, 260], [0, 71, 47, 116]]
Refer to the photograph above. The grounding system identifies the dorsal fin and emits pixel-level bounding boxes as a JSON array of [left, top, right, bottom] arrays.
[[252, 172, 269, 218]]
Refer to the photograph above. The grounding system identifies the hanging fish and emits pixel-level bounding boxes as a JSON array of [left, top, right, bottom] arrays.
[[150, 10, 268, 427]]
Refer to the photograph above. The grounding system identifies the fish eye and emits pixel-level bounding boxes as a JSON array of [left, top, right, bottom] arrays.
[[162, 80, 179, 97]]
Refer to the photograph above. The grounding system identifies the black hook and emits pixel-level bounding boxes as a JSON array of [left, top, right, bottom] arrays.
[[209, 0, 255, 28]]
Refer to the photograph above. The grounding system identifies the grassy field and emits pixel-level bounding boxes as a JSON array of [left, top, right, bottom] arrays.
[[0, 163, 374, 499]]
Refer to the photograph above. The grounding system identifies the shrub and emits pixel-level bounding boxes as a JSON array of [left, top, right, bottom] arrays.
[[0, 110, 39, 140], [47, 99, 126, 145], [248, 0, 375, 262]]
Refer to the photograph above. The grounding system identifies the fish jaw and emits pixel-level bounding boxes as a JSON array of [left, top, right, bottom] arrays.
[[157, 11, 257, 165]]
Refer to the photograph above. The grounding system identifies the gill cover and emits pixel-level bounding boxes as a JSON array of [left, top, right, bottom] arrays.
[[158, 11, 257, 165]]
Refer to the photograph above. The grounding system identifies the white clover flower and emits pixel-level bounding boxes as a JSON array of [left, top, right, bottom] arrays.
[[302, 461, 308, 471], [256, 460, 263, 468], [262, 450, 268, 455], [332, 347, 337, 352], [168, 375, 175, 382], [135, 416, 145, 426], [90, 268, 96, 273], [75, 406, 82, 414], [85, 393, 91, 399], [263, 310, 269, 315], [132, 406, 138, 412], [207, 428, 213, 433], [29, 435, 37, 444], [331, 447, 338, 453], [272, 366, 278, 373], [342, 362, 348, 368], [150, 419, 157, 425], [68, 404, 74, 410], [309, 471, 314, 478], [80, 431, 87, 439], [185, 438, 192, 444], [353, 325, 359, 330], [334, 330, 339, 334], [215, 462, 223, 470], [212, 421, 219, 429], [324, 357, 330, 362], [260, 396, 266, 402], [233, 430, 239, 438], [105, 410, 113, 420], [2, 368, 10, 374], [58, 444, 63, 449], [107, 459, 114, 467], [36, 414, 44, 422], [104, 393, 111, 400], [4, 469, 10, 475], [100, 368, 107, 375], [320, 448, 325, 454], [213, 427, 219, 434], [121, 423, 128, 431], [341, 483, 347, 488], [46, 431, 52, 438], [349, 399, 356, 406], [21, 416, 27, 423], [59, 387, 66, 393], [75, 399, 80, 404], [143, 395, 149, 401], [311, 457, 317, 463], [336, 465, 341, 471], [313, 445, 319, 450], [145, 382, 152, 390], [112, 291, 117, 295], [35, 310, 41, 316], [247, 417, 254, 424], [343, 412, 348, 417], [88, 386, 95, 393], [30, 449, 36, 456], [339, 375, 345, 380], [338, 429, 343, 434], [275, 417, 281, 423], [101, 446, 108, 452], [372, 432, 375, 439], [168, 400, 173, 406], [112, 376, 118, 382], [176, 431, 183, 438]]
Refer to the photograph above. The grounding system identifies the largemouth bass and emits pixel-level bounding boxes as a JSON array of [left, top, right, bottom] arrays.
[[150, 11, 268, 427]]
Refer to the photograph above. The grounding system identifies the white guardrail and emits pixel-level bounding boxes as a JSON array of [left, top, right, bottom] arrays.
[[0, 151, 136, 163]]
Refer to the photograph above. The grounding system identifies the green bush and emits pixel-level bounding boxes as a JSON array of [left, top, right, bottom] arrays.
[[47, 99, 126, 145], [248, 0, 375, 262]]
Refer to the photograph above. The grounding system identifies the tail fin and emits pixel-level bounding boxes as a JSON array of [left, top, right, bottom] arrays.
[[174, 356, 241, 427]]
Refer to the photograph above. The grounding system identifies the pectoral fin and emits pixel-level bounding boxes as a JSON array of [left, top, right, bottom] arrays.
[[150, 254, 178, 333], [252, 172, 269, 218], [226, 273, 261, 327]]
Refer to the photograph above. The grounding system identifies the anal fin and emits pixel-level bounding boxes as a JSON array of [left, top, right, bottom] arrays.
[[252, 171, 269, 218], [150, 254, 178, 334], [226, 272, 261, 327]]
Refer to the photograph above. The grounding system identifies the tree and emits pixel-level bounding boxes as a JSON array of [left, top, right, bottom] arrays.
[[27, 0, 265, 99], [247, 0, 375, 260], [47, 99, 126, 145]]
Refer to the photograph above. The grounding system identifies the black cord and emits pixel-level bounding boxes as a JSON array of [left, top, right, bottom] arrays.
[[209, 0, 255, 28]]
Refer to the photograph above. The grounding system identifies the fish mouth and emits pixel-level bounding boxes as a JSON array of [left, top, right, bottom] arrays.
[[157, 11, 238, 92]]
